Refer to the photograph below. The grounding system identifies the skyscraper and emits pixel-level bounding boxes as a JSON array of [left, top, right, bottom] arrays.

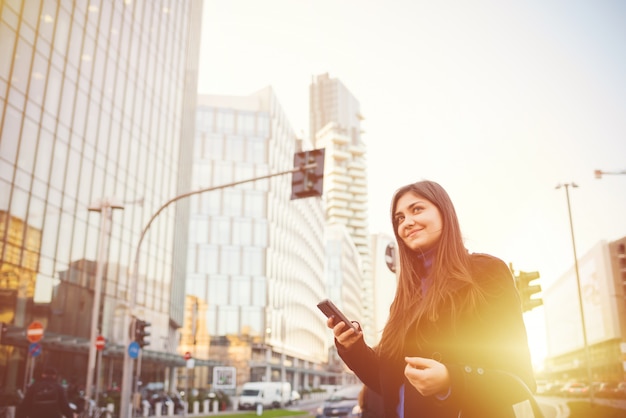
[[0, 0, 203, 392]]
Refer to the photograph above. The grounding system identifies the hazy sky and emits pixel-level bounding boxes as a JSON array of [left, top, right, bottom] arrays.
[[198, 0, 626, 365]]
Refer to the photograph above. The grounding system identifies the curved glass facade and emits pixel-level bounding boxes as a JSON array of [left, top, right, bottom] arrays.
[[192, 89, 328, 387]]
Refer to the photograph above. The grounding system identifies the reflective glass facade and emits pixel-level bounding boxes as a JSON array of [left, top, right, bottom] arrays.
[[192, 89, 328, 384], [0, 0, 202, 391]]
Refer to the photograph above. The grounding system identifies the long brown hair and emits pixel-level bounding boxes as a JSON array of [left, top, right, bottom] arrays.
[[378, 180, 483, 360]]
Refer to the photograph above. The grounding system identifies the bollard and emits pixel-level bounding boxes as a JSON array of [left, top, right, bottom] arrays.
[[256, 403, 263, 416], [202, 399, 209, 413], [212, 400, 218, 413], [142, 400, 150, 417], [155, 401, 162, 417]]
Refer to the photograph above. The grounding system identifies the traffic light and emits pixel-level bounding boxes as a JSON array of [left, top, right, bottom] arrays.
[[291, 148, 325, 200], [385, 242, 397, 273], [134, 319, 151, 348], [0, 322, 8, 344], [516, 270, 543, 312]]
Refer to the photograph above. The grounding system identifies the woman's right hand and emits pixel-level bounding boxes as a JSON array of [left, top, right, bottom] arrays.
[[327, 317, 362, 349]]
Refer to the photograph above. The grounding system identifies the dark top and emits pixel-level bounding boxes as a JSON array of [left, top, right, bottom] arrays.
[[16, 376, 75, 418], [337, 253, 537, 418]]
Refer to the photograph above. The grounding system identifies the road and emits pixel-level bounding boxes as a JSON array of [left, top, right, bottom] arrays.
[[139, 393, 626, 418], [291, 394, 626, 418]]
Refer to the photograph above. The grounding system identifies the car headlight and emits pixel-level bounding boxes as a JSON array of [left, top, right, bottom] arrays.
[[352, 404, 362, 416]]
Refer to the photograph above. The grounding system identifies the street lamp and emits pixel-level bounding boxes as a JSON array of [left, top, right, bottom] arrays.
[[594, 169, 626, 179], [555, 183, 593, 400], [118, 164, 314, 418], [85, 199, 124, 406]]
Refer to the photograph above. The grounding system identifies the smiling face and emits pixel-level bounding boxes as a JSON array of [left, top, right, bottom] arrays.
[[393, 191, 443, 252]]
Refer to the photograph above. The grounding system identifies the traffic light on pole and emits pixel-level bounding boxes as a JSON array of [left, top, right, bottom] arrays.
[[385, 242, 397, 273], [516, 271, 543, 312], [0, 322, 8, 344], [134, 319, 151, 348], [291, 148, 325, 200]]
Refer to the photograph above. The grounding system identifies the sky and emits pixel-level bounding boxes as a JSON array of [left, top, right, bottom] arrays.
[[197, 0, 626, 367]]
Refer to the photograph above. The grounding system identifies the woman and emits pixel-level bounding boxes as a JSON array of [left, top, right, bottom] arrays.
[[328, 180, 538, 418]]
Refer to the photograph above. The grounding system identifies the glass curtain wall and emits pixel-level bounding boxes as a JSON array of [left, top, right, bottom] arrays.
[[191, 90, 328, 374], [0, 0, 201, 392]]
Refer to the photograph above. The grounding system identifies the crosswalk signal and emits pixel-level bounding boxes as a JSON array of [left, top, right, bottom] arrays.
[[516, 271, 543, 312], [291, 148, 325, 200], [134, 319, 151, 348]]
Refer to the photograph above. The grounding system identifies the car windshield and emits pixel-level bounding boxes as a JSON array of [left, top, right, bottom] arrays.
[[327, 385, 362, 402], [242, 389, 260, 396]]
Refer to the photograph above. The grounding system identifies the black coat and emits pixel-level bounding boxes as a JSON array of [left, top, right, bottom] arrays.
[[17, 376, 75, 418], [338, 254, 538, 418]]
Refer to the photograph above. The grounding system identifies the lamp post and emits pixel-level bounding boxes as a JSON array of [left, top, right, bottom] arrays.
[[594, 169, 626, 179], [85, 199, 124, 406], [118, 165, 313, 418], [555, 183, 593, 400]]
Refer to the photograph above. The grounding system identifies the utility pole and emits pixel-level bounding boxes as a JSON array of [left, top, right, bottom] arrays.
[[119, 155, 324, 417], [85, 199, 123, 408], [555, 182, 593, 401]]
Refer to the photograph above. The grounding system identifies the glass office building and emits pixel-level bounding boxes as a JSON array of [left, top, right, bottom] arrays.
[[0, 0, 203, 393], [192, 89, 331, 389]]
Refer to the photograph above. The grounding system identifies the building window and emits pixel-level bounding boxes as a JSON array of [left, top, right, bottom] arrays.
[[220, 246, 240, 275]]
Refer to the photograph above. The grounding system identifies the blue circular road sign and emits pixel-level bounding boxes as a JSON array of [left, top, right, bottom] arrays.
[[128, 341, 140, 359], [29, 342, 42, 357]]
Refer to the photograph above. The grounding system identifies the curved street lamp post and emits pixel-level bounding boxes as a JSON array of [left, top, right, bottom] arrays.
[[118, 163, 318, 418]]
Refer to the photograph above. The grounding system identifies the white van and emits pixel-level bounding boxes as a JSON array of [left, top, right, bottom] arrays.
[[238, 381, 292, 410]]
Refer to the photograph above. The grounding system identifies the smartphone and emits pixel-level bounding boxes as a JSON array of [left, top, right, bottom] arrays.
[[317, 299, 358, 332]]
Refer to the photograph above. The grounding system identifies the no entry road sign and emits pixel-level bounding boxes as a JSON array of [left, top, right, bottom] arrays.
[[27, 321, 44, 343], [96, 335, 106, 351]]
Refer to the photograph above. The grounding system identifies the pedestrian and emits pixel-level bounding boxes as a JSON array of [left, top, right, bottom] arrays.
[[327, 180, 541, 418], [16, 367, 77, 418]]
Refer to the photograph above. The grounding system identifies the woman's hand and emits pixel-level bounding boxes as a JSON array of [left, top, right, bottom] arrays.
[[327, 317, 362, 349], [404, 357, 450, 397]]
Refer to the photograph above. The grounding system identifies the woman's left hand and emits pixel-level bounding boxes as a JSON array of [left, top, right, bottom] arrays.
[[404, 356, 450, 397]]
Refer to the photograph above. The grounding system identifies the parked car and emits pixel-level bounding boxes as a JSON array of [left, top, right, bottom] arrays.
[[615, 382, 626, 399], [559, 382, 589, 398], [595, 382, 619, 398], [540, 381, 563, 396], [288, 390, 301, 406], [316, 384, 363, 418]]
